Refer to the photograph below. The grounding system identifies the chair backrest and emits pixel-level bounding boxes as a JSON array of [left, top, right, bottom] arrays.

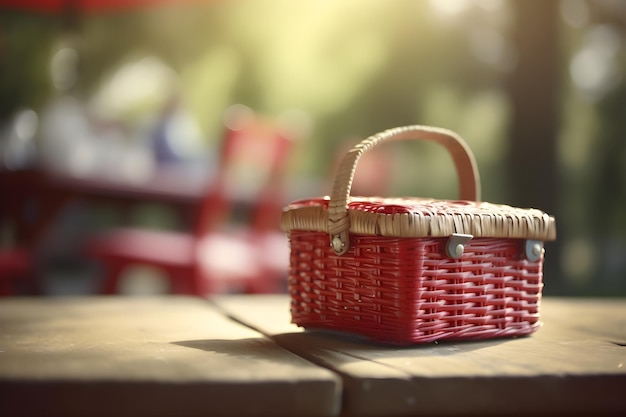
[[194, 113, 293, 238]]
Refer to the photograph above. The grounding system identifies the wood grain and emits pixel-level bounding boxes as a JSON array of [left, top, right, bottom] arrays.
[[213, 295, 626, 416], [0, 296, 340, 417]]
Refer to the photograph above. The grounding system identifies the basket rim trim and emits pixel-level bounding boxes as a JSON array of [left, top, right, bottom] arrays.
[[281, 196, 557, 241]]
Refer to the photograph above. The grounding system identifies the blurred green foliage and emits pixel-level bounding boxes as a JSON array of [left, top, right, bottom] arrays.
[[1, 0, 624, 295], [0, 13, 58, 117]]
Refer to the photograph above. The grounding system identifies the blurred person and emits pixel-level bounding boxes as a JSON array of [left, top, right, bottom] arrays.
[[150, 91, 207, 169]]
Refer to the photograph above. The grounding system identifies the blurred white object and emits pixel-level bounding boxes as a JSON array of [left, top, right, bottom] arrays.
[[39, 96, 94, 173], [1, 108, 39, 170]]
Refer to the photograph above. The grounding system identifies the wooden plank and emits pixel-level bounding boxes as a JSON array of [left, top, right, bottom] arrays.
[[0, 296, 341, 417], [213, 295, 626, 416]]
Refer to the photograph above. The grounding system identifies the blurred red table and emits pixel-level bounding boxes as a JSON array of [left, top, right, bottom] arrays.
[[0, 166, 209, 247]]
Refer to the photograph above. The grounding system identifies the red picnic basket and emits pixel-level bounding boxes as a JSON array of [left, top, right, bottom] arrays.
[[281, 125, 557, 344]]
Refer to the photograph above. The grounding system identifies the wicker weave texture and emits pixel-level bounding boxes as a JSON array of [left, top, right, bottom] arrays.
[[288, 230, 543, 344]]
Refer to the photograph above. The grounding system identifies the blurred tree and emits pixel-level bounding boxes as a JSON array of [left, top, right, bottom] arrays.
[[506, 0, 561, 213], [0, 14, 58, 120], [593, 82, 626, 283], [586, 2, 626, 293], [505, 0, 562, 292]]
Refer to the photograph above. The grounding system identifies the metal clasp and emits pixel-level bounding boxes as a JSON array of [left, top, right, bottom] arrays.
[[525, 240, 543, 262], [446, 233, 473, 259], [331, 235, 345, 253]]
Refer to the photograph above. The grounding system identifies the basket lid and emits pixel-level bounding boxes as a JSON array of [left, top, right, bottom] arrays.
[[281, 196, 557, 241], [281, 125, 556, 255]]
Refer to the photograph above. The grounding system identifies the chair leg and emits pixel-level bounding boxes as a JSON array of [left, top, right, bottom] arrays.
[[0, 278, 12, 296], [170, 267, 203, 296], [0, 273, 38, 296], [168, 269, 188, 295], [100, 260, 126, 295], [245, 271, 287, 294]]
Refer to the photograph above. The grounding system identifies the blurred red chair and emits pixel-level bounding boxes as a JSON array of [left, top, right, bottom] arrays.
[[0, 248, 33, 296], [85, 110, 293, 295], [0, 169, 42, 296]]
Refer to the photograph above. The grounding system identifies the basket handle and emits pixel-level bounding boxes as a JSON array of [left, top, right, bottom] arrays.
[[328, 125, 481, 255]]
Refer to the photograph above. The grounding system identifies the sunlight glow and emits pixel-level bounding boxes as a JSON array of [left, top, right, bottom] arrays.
[[570, 25, 622, 101], [560, 0, 589, 28], [469, 27, 517, 72], [91, 57, 177, 120], [429, 0, 472, 17]]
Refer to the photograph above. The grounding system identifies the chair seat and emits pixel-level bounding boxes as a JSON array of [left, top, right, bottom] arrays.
[[197, 232, 258, 279], [85, 227, 273, 294], [86, 228, 195, 267]]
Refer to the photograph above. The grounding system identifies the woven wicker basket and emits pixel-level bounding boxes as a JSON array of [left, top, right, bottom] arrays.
[[281, 125, 557, 344]]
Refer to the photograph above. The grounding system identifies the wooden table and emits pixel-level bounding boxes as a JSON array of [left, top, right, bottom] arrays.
[[1, 296, 624, 417], [0, 296, 339, 417]]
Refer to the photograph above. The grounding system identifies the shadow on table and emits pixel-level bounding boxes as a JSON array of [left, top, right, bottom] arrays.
[[172, 337, 300, 362], [272, 330, 511, 355], [173, 329, 511, 364]]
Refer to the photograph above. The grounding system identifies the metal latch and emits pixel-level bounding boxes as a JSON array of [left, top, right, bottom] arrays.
[[525, 240, 543, 262], [446, 234, 473, 259]]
